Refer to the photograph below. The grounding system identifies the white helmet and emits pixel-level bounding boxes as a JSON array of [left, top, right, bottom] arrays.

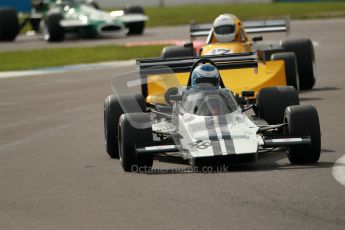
[[213, 14, 236, 43]]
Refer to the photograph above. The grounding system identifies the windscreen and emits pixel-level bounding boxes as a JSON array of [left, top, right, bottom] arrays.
[[180, 84, 239, 116]]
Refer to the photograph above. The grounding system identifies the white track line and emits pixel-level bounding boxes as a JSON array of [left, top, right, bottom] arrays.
[[333, 155, 345, 187], [0, 60, 135, 79], [313, 41, 320, 47]]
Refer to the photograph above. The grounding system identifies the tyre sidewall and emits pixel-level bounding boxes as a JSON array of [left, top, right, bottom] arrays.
[[271, 52, 300, 91], [281, 38, 315, 90], [44, 13, 64, 42], [104, 94, 146, 158], [0, 8, 19, 41], [285, 105, 321, 164], [257, 86, 299, 125], [118, 113, 153, 172], [161, 45, 195, 58]]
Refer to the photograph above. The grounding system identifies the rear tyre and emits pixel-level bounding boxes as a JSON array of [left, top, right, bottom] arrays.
[[257, 86, 299, 125], [124, 5, 145, 35], [118, 113, 153, 172], [87, 1, 100, 9], [281, 38, 316, 90], [104, 94, 146, 159], [124, 5, 145, 14], [161, 46, 195, 58], [44, 13, 64, 42], [271, 52, 299, 91], [284, 105, 321, 164], [0, 8, 19, 41]]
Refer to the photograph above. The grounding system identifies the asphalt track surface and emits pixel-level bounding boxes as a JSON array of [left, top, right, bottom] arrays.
[[0, 25, 191, 51], [1, 19, 345, 229]]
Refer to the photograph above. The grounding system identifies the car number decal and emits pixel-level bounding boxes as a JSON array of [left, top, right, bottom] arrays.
[[188, 141, 211, 150]]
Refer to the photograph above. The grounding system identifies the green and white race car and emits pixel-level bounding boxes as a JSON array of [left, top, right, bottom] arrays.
[[0, 0, 148, 42]]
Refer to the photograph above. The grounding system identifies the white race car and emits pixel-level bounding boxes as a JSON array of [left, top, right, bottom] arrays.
[[104, 53, 321, 172]]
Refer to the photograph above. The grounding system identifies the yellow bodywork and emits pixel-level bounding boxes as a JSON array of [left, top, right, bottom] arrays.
[[146, 59, 286, 104], [146, 15, 288, 104]]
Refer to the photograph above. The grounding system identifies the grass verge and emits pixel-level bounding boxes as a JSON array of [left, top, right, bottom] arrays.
[[22, 2, 345, 30], [7, 2, 345, 71], [0, 45, 164, 71], [144, 2, 345, 26]]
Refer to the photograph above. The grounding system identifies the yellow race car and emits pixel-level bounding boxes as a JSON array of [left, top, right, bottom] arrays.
[[155, 14, 315, 103]]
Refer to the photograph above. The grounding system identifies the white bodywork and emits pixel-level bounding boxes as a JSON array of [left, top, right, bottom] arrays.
[[151, 107, 261, 160], [58, 5, 147, 32], [110, 10, 149, 23], [177, 109, 260, 159]]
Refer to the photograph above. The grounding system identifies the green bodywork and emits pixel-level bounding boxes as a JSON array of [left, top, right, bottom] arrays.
[[37, 0, 126, 37]]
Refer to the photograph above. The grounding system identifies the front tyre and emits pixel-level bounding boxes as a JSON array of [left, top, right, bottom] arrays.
[[104, 94, 146, 159], [118, 113, 153, 172], [126, 22, 145, 35], [284, 105, 321, 164], [0, 8, 19, 41], [43, 13, 64, 42], [104, 95, 120, 158]]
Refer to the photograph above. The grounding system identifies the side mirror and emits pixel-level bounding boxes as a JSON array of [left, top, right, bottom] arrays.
[[170, 95, 183, 102], [242, 91, 255, 97], [237, 97, 246, 105], [164, 87, 179, 104], [252, 36, 263, 42]]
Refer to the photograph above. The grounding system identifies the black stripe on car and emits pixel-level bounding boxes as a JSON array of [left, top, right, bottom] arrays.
[[205, 116, 222, 155], [218, 115, 235, 154]]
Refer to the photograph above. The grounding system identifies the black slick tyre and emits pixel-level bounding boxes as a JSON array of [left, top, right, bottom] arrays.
[[124, 5, 145, 35], [44, 13, 64, 42], [104, 94, 146, 159], [257, 86, 299, 125], [126, 21, 145, 35], [284, 105, 321, 164], [281, 38, 316, 90], [118, 113, 153, 172], [161, 45, 195, 58], [0, 8, 19, 41], [124, 5, 144, 14], [88, 1, 100, 9], [271, 52, 300, 91]]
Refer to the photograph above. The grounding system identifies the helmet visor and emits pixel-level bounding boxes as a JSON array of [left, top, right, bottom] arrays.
[[214, 25, 235, 35], [195, 77, 219, 87]]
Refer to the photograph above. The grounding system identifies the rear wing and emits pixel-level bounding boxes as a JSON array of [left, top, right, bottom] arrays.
[[244, 18, 290, 34], [190, 23, 213, 38], [137, 52, 258, 76], [190, 17, 290, 39]]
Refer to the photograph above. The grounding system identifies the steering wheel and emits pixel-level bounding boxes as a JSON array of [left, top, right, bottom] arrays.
[[187, 58, 225, 88]]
